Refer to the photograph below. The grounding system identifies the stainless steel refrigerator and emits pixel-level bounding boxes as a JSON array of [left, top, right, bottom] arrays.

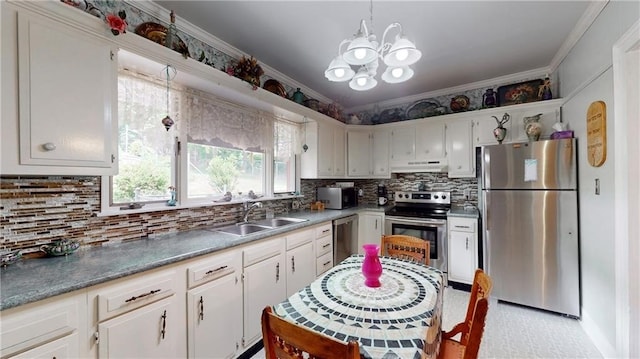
[[481, 138, 580, 317]]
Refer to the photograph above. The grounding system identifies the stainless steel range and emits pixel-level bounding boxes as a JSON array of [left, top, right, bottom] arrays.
[[385, 191, 451, 276]]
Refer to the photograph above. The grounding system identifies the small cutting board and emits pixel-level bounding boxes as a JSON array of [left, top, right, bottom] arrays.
[[586, 101, 606, 167]]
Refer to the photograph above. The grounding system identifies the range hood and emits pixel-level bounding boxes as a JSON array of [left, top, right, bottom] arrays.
[[390, 158, 448, 173]]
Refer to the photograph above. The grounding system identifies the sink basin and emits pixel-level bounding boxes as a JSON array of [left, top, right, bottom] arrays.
[[251, 217, 309, 227], [216, 223, 272, 236]]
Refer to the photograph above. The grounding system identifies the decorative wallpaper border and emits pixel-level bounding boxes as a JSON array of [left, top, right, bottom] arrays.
[[60, 0, 555, 125]]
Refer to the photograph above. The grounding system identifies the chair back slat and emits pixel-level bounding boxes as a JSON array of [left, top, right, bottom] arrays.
[[381, 234, 430, 265], [262, 306, 360, 359]]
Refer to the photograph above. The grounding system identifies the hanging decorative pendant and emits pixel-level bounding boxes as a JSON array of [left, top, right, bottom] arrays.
[[161, 65, 176, 131], [161, 115, 174, 131]]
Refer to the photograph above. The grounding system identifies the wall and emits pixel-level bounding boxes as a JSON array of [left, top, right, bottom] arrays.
[[556, 1, 640, 356], [0, 176, 297, 254], [301, 174, 478, 208]]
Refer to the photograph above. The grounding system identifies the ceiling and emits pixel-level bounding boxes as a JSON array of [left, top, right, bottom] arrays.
[[154, 1, 592, 110]]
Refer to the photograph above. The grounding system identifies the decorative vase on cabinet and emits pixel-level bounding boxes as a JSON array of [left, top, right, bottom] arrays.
[[524, 114, 543, 141]]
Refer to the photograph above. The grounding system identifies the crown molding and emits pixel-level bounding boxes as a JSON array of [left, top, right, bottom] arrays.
[[344, 66, 551, 114], [548, 1, 609, 73], [128, 1, 333, 105]]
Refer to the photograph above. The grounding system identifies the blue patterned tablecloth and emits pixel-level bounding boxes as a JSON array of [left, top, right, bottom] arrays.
[[273, 255, 444, 359]]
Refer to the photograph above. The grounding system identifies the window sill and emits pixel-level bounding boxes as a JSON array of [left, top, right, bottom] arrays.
[[96, 193, 304, 217]]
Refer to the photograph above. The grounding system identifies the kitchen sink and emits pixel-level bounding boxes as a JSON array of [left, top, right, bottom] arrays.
[[216, 223, 272, 236], [250, 217, 308, 227]]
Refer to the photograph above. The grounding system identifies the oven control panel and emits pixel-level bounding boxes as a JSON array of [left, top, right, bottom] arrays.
[[394, 191, 450, 204]]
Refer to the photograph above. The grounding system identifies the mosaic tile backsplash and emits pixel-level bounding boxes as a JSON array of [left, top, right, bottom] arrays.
[[2, 174, 476, 255]]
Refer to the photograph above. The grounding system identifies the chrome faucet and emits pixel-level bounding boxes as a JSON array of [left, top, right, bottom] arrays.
[[242, 201, 263, 222]]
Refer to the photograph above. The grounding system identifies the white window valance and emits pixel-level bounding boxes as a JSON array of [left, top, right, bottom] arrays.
[[185, 88, 273, 152]]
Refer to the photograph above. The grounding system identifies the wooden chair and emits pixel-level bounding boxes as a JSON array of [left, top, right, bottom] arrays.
[[438, 269, 493, 359], [261, 306, 360, 359], [381, 234, 430, 265]]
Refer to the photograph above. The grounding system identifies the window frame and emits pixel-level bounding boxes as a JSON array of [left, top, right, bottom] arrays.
[[99, 64, 301, 216]]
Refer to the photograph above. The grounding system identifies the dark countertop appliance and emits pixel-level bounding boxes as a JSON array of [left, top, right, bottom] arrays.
[[384, 191, 451, 276]]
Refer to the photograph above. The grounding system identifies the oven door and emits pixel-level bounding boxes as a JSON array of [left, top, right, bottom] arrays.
[[384, 216, 447, 273]]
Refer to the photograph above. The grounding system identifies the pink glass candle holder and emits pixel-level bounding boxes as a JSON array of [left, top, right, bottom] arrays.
[[362, 244, 382, 287]]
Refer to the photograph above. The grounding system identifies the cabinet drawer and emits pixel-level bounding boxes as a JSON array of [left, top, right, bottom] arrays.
[[315, 234, 333, 258], [316, 252, 333, 277], [0, 294, 79, 358], [95, 271, 176, 322], [314, 223, 332, 238], [243, 237, 283, 267], [285, 228, 313, 251], [449, 218, 476, 233], [187, 251, 238, 289]]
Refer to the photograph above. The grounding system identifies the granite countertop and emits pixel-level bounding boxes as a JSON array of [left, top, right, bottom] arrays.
[[1, 207, 383, 311], [448, 206, 480, 218]]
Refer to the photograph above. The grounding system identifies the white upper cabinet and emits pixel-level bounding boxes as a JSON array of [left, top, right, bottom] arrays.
[[301, 120, 346, 178], [390, 118, 447, 172], [446, 118, 475, 178], [346, 127, 390, 178], [1, 4, 118, 175]]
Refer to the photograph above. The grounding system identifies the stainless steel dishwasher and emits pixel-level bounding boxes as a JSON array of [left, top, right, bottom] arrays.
[[333, 215, 359, 264]]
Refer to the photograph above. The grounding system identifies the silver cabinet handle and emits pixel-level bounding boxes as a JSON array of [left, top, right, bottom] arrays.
[[276, 262, 280, 282], [322, 243, 330, 248], [291, 256, 295, 273], [466, 237, 469, 250], [205, 265, 228, 276], [42, 143, 56, 151]]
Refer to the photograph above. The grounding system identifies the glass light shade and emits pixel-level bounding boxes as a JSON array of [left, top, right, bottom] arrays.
[[343, 36, 377, 65], [349, 69, 377, 91], [325, 56, 355, 82], [381, 65, 414, 83], [383, 36, 422, 66]]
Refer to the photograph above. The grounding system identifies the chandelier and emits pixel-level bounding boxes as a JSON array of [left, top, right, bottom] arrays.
[[324, 3, 421, 91]]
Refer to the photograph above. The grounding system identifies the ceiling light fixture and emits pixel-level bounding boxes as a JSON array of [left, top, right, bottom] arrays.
[[324, 1, 421, 91]]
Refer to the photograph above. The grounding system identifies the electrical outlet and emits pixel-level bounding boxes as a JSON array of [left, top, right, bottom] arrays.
[[463, 189, 471, 199]]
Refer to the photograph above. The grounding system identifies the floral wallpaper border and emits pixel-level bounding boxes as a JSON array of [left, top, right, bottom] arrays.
[[61, 0, 555, 125]]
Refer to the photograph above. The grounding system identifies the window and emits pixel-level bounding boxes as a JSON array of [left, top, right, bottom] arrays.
[[274, 120, 298, 193], [106, 57, 300, 212], [112, 72, 179, 205]]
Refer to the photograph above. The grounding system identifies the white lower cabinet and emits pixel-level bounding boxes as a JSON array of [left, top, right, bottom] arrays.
[[186, 251, 242, 359], [0, 291, 85, 358], [97, 298, 178, 358], [357, 212, 384, 254], [285, 228, 315, 297], [448, 217, 478, 285], [314, 222, 334, 276], [89, 269, 184, 358], [242, 237, 286, 348]]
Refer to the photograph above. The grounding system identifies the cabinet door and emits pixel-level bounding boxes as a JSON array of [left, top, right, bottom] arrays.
[[187, 272, 242, 359], [446, 119, 475, 178], [448, 231, 476, 284], [317, 122, 334, 176], [390, 127, 415, 162], [98, 297, 178, 358], [372, 130, 390, 177], [334, 127, 346, 176], [347, 131, 371, 176], [474, 115, 511, 147], [286, 241, 315, 296], [416, 120, 445, 160], [11, 333, 78, 359], [357, 213, 384, 254], [243, 253, 286, 346], [17, 12, 116, 171]]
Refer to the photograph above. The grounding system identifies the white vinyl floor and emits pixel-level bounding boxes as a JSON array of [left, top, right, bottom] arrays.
[[252, 287, 602, 358]]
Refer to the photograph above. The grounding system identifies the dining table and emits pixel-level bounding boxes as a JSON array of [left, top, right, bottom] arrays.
[[272, 255, 445, 359]]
